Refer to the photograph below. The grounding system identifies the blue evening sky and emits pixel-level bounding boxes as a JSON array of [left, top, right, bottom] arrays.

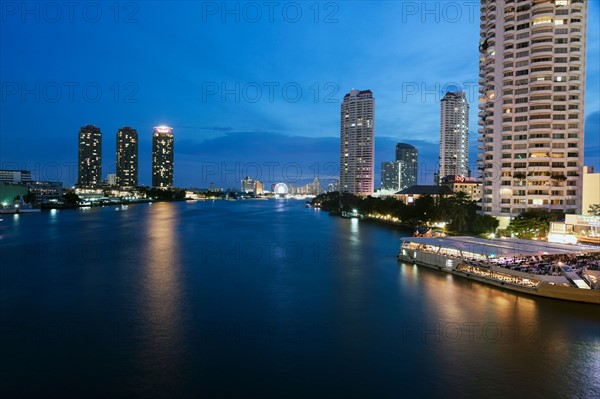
[[1, 1, 598, 188]]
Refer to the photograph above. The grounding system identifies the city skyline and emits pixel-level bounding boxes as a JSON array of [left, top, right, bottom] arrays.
[[1, 3, 598, 188]]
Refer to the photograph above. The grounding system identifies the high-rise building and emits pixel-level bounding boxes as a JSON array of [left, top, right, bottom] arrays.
[[116, 126, 138, 188], [152, 126, 174, 188], [380, 161, 402, 192], [241, 176, 256, 192], [77, 125, 102, 188], [396, 143, 418, 189], [478, 0, 587, 224], [439, 91, 469, 179], [241, 177, 264, 194], [340, 89, 375, 195]]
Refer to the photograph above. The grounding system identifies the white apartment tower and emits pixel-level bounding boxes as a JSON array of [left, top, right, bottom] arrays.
[[439, 91, 470, 179], [478, 0, 587, 225], [340, 89, 375, 195]]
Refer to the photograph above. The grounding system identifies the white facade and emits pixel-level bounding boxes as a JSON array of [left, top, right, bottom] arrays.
[[478, 0, 587, 223], [340, 89, 375, 195], [582, 166, 599, 215], [440, 91, 470, 179]]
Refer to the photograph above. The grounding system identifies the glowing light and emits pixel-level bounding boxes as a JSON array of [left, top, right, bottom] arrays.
[[154, 126, 173, 134]]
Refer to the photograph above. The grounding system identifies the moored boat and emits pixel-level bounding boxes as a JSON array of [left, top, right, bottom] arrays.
[[397, 236, 600, 304]]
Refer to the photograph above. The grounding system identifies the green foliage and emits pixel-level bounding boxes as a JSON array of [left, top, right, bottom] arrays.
[[550, 173, 567, 181], [63, 191, 81, 205], [472, 214, 500, 235], [312, 191, 483, 233], [23, 192, 37, 205], [589, 204, 600, 216], [507, 211, 563, 239]]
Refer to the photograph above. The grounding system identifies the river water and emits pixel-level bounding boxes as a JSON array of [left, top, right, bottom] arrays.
[[1, 200, 598, 398]]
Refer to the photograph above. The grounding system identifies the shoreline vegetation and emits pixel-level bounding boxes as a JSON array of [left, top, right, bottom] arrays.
[[311, 191, 499, 237], [310, 192, 576, 241]]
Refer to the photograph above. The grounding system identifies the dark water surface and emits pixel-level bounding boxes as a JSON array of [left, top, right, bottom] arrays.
[[1, 200, 599, 398]]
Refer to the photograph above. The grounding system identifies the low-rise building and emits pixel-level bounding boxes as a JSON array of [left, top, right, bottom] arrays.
[[548, 214, 600, 245], [582, 166, 599, 216], [0, 170, 32, 184], [27, 181, 63, 204], [440, 175, 481, 201]]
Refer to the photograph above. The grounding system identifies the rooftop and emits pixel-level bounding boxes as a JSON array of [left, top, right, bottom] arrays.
[[400, 236, 600, 258]]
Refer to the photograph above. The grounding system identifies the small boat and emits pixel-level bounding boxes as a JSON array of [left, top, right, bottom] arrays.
[[341, 210, 362, 219], [0, 197, 41, 214]]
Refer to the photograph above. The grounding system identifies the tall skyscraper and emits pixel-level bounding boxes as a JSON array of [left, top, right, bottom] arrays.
[[116, 126, 138, 188], [439, 91, 470, 179], [479, 0, 587, 223], [152, 126, 174, 188], [77, 125, 102, 188], [396, 143, 418, 189], [380, 161, 402, 192], [340, 89, 375, 195]]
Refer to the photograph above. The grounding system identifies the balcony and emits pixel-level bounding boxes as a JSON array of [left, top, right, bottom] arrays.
[[571, 7, 583, 18], [529, 85, 553, 95], [531, 27, 554, 40], [530, 57, 553, 68], [531, 3, 553, 17], [530, 46, 553, 56]]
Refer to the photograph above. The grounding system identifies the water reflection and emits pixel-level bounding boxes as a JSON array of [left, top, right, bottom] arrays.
[[138, 203, 184, 381], [396, 260, 600, 396], [349, 218, 359, 244]]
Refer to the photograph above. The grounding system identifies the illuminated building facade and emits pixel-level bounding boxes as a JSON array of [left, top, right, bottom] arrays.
[[77, 124, 102, 188], [340, 89, 375, 195], [152, 126, 174, 188], [241, 177, 264, 194], [440, 91, 469, 179], [396, 143, 418, 189], [479, 0, 587, 224], [116, 126, 138, 188], [381, 161, 402, 192]]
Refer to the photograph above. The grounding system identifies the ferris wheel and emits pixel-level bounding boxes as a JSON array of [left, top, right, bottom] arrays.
[[273, 183, 288, 196]]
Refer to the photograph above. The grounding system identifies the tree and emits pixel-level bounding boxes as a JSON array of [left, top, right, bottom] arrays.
[[63, 191, 81, 206], [23, 192, 37, 205], [507, 211, 562, 239], [442, 192, 478, 233], [472, 214, 500, 235], [589, 204, 600, 216]]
